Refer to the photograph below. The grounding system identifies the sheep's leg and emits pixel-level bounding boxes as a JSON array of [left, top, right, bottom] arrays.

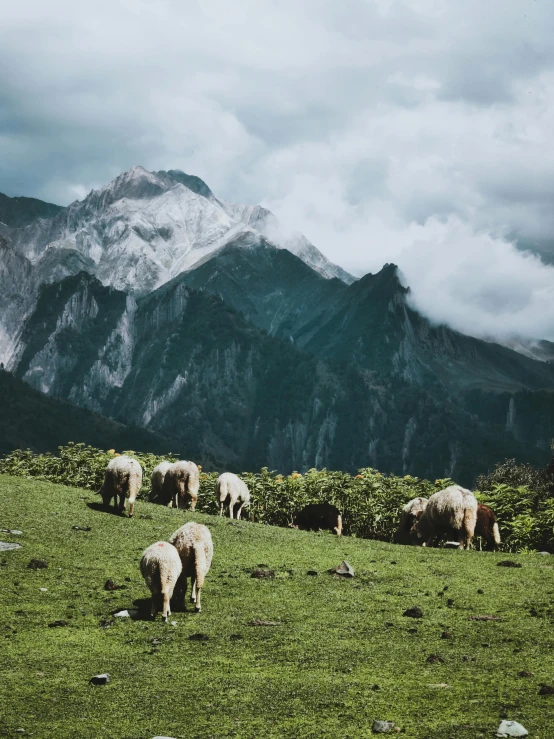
[[190, 573, 197, 604], [128, 496, 136, 518], [194, 585, 202, 613], [189, 495, 197, 512], [219, 501, 224, 516], [236, 502, 243, 520], [229, 498, 235, 520], [161, 591, 171, 622], [150, 596, 158, 619], [118, 493, 126, 514]]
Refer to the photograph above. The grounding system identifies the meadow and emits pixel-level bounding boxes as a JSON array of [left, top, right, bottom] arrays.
[[1, 474, 554, 738]]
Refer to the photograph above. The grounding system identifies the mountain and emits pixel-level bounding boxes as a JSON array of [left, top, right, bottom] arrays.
[[0, 192, 63, 229], [9, 264, 553, 482], [0, 369, 172, 456], [2, 165, 554, 483], [1, 166, 352, 296]]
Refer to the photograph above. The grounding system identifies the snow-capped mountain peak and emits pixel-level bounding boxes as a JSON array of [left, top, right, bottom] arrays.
[[4, 166, 354, 294]]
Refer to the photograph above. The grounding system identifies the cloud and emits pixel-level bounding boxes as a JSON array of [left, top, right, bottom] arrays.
[[2, 0, 554, 342]]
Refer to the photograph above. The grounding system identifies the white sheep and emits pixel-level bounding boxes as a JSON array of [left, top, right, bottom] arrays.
[[150, 461, 173, 502], [393, 497, 428, 545], [216, 472, 250, 519], [169, 522, 213, 612], [413, 485, 477, 550], [98, 455, 143, 517], [140, 541, 182, 621], [160, 461, 200, 510]]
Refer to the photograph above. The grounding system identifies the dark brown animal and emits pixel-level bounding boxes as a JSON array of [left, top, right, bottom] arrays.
[[474, 504, 501, 551], [292, 503, 342, 536]]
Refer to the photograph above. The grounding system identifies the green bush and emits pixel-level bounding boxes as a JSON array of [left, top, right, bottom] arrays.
[[0, 444, 453, 541], [3, 444, 554, 551]]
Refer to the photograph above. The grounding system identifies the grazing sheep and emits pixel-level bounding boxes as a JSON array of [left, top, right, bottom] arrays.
[[98, 455, 143, 517], [216, 472, 251, 519], [169, 522, 213, 612], [393, 497, 428, 544], [292, 503, 343, 536], [140, 541, 182, 621], [150, 461, 173, 502], [159, 461, 199, 510], [475, 504, 501, 551], [413, 485, 477, 550]]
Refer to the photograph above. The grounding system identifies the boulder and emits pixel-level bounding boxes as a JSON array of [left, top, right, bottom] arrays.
[[496, 720, 528, 737]]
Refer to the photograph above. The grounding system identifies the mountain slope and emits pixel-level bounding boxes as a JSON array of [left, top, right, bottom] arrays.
[[0, 192, 63, 228], [11, 270, 551, 482], [0, 369, 171, 455], [5, 166, 353, 295]]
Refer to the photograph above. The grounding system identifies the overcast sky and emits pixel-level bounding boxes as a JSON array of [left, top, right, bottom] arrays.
[[2, 0, 554, 343]]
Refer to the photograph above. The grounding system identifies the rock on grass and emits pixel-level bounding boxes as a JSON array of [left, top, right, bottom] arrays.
[[403, 606, 423, 618], [27, 559, 47, 569]]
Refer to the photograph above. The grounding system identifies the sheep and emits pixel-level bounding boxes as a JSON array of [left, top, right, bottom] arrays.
[[292, 503, 343, 536], [140, 541, 182, 621], [98, 455, 143, 517], [393, 497, 428, 544], [413, 485, 477, 550], [150, 461, 173, 502], [475, 504, 501, 551], [169, 522, 213, 612], [216, 472, 251, 519], [159, 461, 200, 510]]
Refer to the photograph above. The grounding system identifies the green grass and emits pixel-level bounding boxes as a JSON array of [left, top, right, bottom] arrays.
[[1, 474, 554, 739]]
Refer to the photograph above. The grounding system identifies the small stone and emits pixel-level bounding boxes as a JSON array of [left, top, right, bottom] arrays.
[[390, 561, 397, 565], [188, 633, 209, 641], [230, 634, 243, 640], [407, 627, 418, 634], [48, 620, 68, 628], [15, 730, 26, 734], [104, 579, 125, 591], [497, 560, 522, 568], [72, 526, 91, 531], [1, 529, 22, 535], [371, 684, 380, 691], [113, 609, 139, 619], [538, 551, 551, 556], [446, 598, 454, 608], [372, 719, 395, 733], [403, 606, 423, 619], [539, 684, 554, 695], [170, 621, 177, 626], [427, 683, 449, 688], [139, 514, 153, 520], [0, 542, 22, 551], [517, 670, 534, 678], [426, 654, 445, 664], [477, 588, 484, 594], [306, 570, 319, 576], [496, 720, 528, 737], [441, 631, 453, 639], [444, 541, 461, 549], [39, 588, 48, 592], [329, 560, 355, 577], [89, 673, 110, 685], [27, 559, 47, 569]]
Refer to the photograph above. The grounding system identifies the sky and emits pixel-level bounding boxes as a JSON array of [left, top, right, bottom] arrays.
[[2, 0, 554, 344]]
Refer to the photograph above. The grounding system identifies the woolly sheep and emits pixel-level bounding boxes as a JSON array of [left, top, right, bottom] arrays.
[[140, 541, 182, 621], [475, 503, 501, 551], [216, 472, 251, 519], [160, 461, 199, 510], [393, 497, 428, 545], [98, 455, 143, 517], [150, 461, 173, 502], [292, 502, 343, 536], [413, 485, 477, 550], [169, 522, 213, 612]]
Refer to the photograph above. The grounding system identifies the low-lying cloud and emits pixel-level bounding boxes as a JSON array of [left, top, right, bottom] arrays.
[[2, 0, 554, 344]]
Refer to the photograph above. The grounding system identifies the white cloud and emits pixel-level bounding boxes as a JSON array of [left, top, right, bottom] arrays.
[[2, 0, 554, 342]]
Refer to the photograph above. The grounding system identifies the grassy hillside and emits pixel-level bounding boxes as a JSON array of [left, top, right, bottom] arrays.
[[1, 474, 554, 739]]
